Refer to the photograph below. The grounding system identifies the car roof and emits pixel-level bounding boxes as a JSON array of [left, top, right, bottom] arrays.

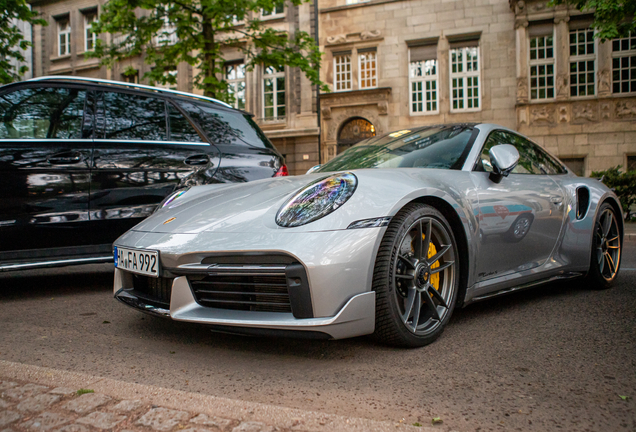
[[17, 76, 233, 109]]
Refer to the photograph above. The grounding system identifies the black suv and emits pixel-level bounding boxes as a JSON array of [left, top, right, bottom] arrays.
[[0, 76, 287, 271]]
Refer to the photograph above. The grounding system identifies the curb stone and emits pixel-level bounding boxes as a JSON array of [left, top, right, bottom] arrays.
[[0, 361, 454, 432]]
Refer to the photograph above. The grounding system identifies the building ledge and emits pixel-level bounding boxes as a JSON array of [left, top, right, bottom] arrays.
[[264, 127, 320, 139], [320, 0, 403, 14]]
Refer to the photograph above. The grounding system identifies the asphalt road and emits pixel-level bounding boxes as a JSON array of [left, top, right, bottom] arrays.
[[1, 245, 634, 432]]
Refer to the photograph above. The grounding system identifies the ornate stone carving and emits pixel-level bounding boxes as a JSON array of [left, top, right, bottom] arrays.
[[518, 107, 528, 125], [598, 69, 611, 96], [377, 101, 388, 115], [516, 77, 528, 103], [530, 105, 555, 124], [515, 19, 529, 29], [528, 1, 552, 13], [558, 105, 569, 123], [572, 102, 598, 123], [556, 74, 568, 100], [321, 106, 332, 120], [600, 102, 611, 120], [326, 34, 347, 45], [616, 100, 636, 118], [360, 30, 382, 40], [327, 109, 383, 142]]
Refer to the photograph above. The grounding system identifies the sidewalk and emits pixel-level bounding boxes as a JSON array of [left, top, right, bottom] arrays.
[[625, 222, 636, 242], [0, 361, 448, 432]]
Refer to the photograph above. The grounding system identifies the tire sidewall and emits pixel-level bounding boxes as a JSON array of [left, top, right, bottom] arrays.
[[586, 202, 621, 289]]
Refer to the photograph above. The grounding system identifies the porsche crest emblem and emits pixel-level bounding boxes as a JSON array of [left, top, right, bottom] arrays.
[[163, 217, 176, 225]]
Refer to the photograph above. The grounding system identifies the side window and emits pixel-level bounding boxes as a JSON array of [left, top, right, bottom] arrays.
[[477, 131, 545, 174], [0, 86, 86, 139], [178, 101, 274, 149], [167, 102, 202, 142], [102, 91, 167, 141]]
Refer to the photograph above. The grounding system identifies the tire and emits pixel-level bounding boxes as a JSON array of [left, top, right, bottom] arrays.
[[585, 203, 622, 289], [505, 214, 533, 242], [372, 203, 460, 348]]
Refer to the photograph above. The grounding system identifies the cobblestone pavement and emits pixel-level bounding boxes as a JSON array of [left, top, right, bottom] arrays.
[[0, 361, 445, 432]]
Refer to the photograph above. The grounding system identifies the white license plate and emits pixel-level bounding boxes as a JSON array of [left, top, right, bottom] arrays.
[[114, 246, 159, 277]]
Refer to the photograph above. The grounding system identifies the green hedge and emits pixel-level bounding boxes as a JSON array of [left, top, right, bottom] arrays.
[[591, 166, 636, 220]]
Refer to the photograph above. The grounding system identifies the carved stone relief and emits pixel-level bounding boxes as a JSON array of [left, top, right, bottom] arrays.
[[361, 30, 382, 40], [600, 102, 611, 120], [556, 74, 568, 100], [518, 107, 529, 125], [325, 35, 347, 45], [517, 77, 528, 103], [321, 106, 332, 120], [325, 30, 382, 46], [558, 105, 569, 123], [598, 69, 611, 96], [572, 102, 598, 123], [378, 101, 388, 115], [530, 105, 555, 124], [616, 100, 636, 119]]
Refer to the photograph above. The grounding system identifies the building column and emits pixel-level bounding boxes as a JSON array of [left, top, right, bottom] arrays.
[[515, 20, 529, 104], [554, 16, 570, 101]]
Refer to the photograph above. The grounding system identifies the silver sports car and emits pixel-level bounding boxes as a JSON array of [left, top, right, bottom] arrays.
[[113, 123, 623, 347]]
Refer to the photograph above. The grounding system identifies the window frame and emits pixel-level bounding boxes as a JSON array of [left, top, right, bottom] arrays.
[[225, 62, 246, 110], [569, 27, 597, 98], [528, 29, 556, 101], [611, 33, 636, 95], [262, 65, 286, 121], [449, 45, 481, 113], [83, 10, 98, 52], [56, 16, 71, 57], [408, 55, 439, 116], [261, 3, 285, 18], [358, 49, 377, 90], [333, 52, 352, 92]]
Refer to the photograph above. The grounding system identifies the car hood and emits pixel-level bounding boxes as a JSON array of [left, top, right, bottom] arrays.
[[128, 169, 475, 234]]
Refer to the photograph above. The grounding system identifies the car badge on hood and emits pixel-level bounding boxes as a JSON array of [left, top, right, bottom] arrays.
[[163, 217, 176, 225]]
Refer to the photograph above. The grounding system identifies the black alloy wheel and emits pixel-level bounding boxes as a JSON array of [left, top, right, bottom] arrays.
[[373, 203, 459, 348], [586, 203, 622, 289]]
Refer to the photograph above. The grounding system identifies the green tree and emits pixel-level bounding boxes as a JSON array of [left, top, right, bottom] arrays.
[[88, 0, 327, 102], [591, 166, 636, 219], [0, 0, 47, 84], [549, 0, 635, 40]]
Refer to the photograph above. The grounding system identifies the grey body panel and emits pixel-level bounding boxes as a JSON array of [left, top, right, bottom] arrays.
[[113, 124, 622, 338]]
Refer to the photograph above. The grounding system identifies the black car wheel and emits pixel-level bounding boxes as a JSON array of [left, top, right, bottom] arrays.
[[586, 203, 622, 289], [373, 203, 459, 348], [505, 214, 533, 242]]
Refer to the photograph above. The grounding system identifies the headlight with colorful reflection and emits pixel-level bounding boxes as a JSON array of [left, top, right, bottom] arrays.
[[276, 173, 357, 227]]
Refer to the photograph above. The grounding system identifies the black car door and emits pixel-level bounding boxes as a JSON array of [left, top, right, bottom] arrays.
[[0, 84, 93, 258], [89, 90, 221, 245]]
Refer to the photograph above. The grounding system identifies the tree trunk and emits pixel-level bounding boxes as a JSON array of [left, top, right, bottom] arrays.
[[202, 20, 216, 98]]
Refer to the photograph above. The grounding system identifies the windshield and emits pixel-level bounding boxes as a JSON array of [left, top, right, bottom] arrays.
[[316, 125, 475, 172]]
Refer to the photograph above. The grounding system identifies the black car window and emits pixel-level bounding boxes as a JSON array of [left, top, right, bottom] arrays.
[[178, 101, 274, 149], [477, 130, 565, 175], [0, 86, 86, 139], [102, 91, 167, 141], [167, 102, 202, 142]]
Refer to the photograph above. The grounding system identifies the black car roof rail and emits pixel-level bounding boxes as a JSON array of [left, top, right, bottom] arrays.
[[27, 75, 232, 108]]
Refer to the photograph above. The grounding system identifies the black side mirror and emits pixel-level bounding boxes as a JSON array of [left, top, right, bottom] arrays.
[[489, 144, 519, 183]]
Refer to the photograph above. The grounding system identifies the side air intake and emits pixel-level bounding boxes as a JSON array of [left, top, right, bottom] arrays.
[[576, 187, 590, 220]]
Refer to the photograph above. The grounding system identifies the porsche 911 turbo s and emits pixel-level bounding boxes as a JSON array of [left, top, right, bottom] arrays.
[[113, 123, 623, 347]]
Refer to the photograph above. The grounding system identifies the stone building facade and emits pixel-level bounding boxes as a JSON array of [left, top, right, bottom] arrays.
[[28, 0, 636, 176], [318, 0, 636, 175]]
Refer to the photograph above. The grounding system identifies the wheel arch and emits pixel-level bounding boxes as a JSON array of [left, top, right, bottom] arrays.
[[402, 196, 471, 308], [603, 196, 624, 237]]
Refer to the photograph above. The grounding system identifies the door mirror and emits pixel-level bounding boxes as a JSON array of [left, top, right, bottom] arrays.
[[489, 144, 519, 183], [306, 164, 321, 174]]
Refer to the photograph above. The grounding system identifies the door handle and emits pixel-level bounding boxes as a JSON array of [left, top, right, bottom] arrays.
[[184, 154, 211, 166], [550, 196, 563, 204], [47, 152, 84, 164]]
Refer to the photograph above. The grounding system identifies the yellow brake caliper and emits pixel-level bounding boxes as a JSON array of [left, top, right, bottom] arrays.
[[425, 234, 440, 291]]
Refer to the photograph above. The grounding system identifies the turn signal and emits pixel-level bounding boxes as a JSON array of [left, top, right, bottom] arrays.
[[274, 165, 289, 177]]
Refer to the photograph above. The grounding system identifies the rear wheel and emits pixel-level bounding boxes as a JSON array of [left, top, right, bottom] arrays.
[[586, 203, 622, 289], [373, 203, 459, 348]]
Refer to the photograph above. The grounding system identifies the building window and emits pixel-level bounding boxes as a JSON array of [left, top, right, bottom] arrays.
[[569, 27, 595, 97], [409, 44, 438, 114], [262, 2, 284, 17], [263, 65, 285, 120], [333, 52, 352, 92], [153, 67, 177, 90], [612, 34, 636, 94], [450, 45, 480, 111], [57, 17, 71, 56], [122, 69, 139, 84], [628, 155, 636, 171], [83, 11, 97, 52], [225, 63, 246, 110], [358, 49, 377, 89], [529, 27, 555, 100], [560, 157, 585, 176]]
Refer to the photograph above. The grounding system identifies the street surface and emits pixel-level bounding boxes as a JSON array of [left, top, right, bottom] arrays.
[[1, 244, 634, 432]]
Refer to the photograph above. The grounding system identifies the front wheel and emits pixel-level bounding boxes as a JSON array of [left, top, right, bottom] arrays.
[[372, 203, 459, 348], [585, 203, 622, 289]]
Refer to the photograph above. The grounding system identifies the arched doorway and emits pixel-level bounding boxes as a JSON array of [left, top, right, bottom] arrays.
[[337, 117, 376, 154]]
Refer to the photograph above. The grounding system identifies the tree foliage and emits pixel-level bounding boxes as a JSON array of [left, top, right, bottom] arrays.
[[549, 0, 635, 41], [591, 166, 636, 219], [88, 0, 327, 101], [0, 0, 47, 84]]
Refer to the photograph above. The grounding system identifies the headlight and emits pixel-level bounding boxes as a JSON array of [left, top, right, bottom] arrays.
[[154, 187, 190, 213], [276, 173, 357, 227]]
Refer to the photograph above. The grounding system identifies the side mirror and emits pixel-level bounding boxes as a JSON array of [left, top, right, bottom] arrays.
[[306, 165, 321, 174], [488, 144, 519, 184]]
